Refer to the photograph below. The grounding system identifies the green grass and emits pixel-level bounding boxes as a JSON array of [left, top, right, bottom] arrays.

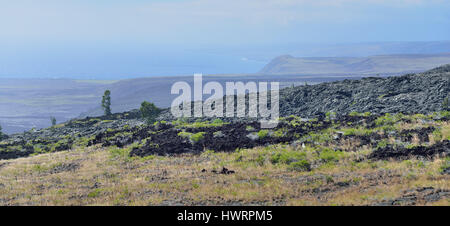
[[432, 129, 443, 141], [270, 151, 307, 165], [174, 119, 228, 129], [375, 113, 395, 126], [341, 127, 373, 136], [88, 189, 102, 198], [376, 140, 389, 149], [109, 146, 132, 162]]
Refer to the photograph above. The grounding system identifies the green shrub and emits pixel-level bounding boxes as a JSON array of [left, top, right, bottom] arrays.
[[191, 132, 205, 143], [270, 151, 307, 165], [246, 126, 255, 131], [440, 111, 450, 118], [140, 101, 161, 124], [75, 136, 95, 147], [439, 157, 450, 174], [288, 160, 311, 172], [304, 129, 334, 143], [50, 116, 57, 126], [177, 131, 205, 143], [319, 148, 343, 163], [88, 189, 102, 198], [273, 128, 287, 138], [326, 175, 334, 183], [432, 129, 443, 141], [405, 143, 419, 149], [349, 111, 360, 117], [0, 124, 3, 140], [342, 127, 373, 136], [325, 112, 337, 120], [109, 146, 131, 162], [257, 130, 269, 139], [178, 131, 192, 139], [375, 113, 395, 126], [255, 154, 266, 166], [376, 140, 388, 149], [87, 118, 101, 123], [212, 119, 223, 124]]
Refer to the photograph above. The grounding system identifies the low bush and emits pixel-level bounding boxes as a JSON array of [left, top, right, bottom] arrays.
[[318, 148, 343, 163], [257, 130, 269, 139], [288, 160, 311, 172]]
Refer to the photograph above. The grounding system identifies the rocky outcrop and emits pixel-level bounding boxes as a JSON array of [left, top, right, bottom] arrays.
[[369, 140, 450, 160], [422, 63, 450, 74], [279, 70, 449, 118], [374, 187, 450, 206], [157, 67, 449, 121]]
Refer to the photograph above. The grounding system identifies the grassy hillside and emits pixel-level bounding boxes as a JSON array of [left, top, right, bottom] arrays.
[[0, 112, 448, 205], [0, 65, 448, 206]]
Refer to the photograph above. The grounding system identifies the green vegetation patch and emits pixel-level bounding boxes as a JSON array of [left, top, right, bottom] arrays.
[[177, 131, 206, 144], [270, 151, 307, 165], [257, 130, 269, 139], [174, 118, 228, 128], [318, 148, 344, 163], [439, 157, 450, 174], [341, 127, 374, 136]]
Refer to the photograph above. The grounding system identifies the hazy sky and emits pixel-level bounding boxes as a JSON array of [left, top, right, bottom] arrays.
[[1, 0, 450, 79]]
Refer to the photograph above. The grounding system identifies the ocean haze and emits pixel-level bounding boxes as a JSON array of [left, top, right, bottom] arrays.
[[1, 0, 450, 79], [0, 44, 266, 79], [1, 41, 450, 79]]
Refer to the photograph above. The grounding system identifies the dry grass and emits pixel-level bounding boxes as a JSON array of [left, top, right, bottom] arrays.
[[0, 142, 448, 206], [1, 114, 448, 206]]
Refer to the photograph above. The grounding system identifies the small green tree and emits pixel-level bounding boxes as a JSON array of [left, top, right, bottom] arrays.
[[140, 101, 161, 124], [102, 90, 112, 116], [50, 116, 57, 126], [0, 124, 4, 140]]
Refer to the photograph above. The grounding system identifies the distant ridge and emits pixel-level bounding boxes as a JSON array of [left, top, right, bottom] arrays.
[[423, 63, 450, 74], [260, 53, 450, 75]]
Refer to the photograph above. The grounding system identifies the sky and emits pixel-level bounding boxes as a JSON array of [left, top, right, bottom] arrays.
[[1, 0, 450, 79]]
